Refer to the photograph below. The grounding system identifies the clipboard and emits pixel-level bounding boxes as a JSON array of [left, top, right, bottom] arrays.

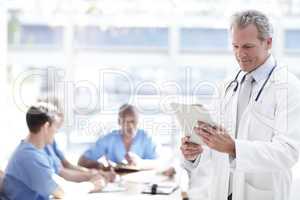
[[114, 164, 142, 173]]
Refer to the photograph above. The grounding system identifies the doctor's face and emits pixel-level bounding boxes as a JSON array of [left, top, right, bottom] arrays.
[[119, 114, 138, 138], [231, 24, 272, 72]]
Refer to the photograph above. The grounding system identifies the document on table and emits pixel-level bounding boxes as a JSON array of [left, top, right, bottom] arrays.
[[101, 182, 127, 193], [122, 170, 170, 184]]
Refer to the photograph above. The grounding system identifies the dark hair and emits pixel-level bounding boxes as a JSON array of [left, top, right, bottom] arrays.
[[118, 104, 138, 119], [26, 102, 59, 133]]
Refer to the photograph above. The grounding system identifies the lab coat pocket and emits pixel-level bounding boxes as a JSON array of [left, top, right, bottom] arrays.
[[245, 182, 273, 200], [248, 103, 275, 141]]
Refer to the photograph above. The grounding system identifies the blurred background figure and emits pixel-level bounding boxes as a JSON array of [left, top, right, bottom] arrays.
[[78, 104, 159, 170], [2, 103, 106, 199], [38, 96, 116, 183]]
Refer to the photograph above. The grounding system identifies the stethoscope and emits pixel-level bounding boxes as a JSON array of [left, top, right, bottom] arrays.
[[225, 64, 277, 101]]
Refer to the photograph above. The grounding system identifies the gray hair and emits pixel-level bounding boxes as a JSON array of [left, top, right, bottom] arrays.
[[230, 10, 273, 41], [118, 104, 138, 119]]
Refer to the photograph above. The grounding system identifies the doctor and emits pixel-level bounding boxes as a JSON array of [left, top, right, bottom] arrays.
[[181, 10, 300, 200]]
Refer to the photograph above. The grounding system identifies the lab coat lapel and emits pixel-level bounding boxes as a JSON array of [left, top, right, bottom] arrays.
[[218, 80, 245, 200], [222, 84, 239, 138], [230, 84, 247, 200], [231, 86, 239, 138]]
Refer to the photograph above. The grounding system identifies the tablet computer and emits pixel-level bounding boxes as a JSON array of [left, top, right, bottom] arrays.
[[170, 103, 216, 145]]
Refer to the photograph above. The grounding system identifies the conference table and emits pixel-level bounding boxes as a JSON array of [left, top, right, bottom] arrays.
[[59, 170, 181, 200]]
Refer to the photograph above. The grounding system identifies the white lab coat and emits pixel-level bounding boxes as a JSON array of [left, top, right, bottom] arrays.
[[183, 63, 300, 200], [186, 147, 213, 200]]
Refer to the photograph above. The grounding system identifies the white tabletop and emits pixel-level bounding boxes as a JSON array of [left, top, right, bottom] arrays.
[[59, 170, 181, 200]]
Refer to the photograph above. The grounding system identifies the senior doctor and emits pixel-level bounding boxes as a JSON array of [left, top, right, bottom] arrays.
[[181, 10, 300, 200]]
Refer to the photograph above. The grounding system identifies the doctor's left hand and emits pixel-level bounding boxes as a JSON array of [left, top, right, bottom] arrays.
[[194, 121, 236, 157]]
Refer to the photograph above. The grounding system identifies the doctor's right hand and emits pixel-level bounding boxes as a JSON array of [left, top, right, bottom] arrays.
[[180, 136, 203, 161]]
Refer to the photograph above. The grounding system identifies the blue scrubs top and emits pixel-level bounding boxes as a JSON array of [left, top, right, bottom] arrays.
[[83, 129, 157, 163], [2, 141, 58, 200], [44, 140, 65, 174]]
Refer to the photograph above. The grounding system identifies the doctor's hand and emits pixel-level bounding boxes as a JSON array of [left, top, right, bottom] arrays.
[[195, 121, 236, 157], [180, 136, 203, 161]]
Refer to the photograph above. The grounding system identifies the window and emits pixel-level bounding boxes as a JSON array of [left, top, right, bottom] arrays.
[[285, 29, 300, 50], [9, 25, 63, 47], [74, 27, 168, 50], [180, 28, 229, 51]]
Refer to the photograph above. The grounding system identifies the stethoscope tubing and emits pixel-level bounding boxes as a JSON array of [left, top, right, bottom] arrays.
[[225, 64, 276, 102]]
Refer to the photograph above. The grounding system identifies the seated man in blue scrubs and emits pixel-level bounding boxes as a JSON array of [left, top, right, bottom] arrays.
[[39, 97, 116, 182], [78, 104, 158, 170], [2, 103, 105, 200]]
